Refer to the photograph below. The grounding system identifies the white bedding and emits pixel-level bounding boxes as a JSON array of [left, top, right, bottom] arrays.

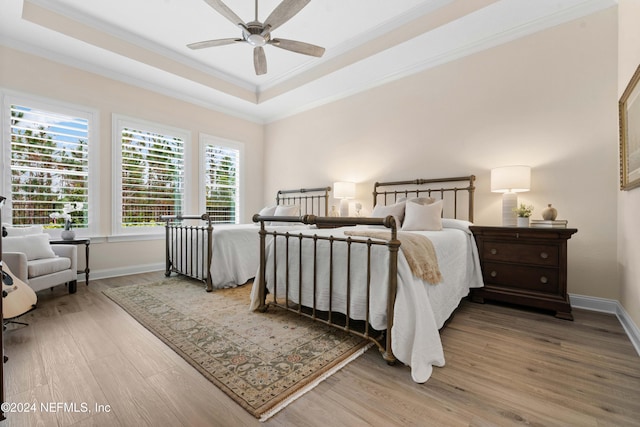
[[249, 221, 484, 383], [199, 224, 312, 289]]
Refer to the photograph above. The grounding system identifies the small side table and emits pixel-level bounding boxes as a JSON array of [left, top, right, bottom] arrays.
[[50, 238, 90, 285]]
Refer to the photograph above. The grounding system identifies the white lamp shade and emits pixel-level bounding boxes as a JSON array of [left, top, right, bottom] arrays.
[[333, 182, 356, 199], [491, 166, 531, 193]]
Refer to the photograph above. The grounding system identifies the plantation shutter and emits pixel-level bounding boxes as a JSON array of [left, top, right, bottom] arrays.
[[9, 104, 89, 227], [204, 145, 239, 224], [120, 127, 184, 227]]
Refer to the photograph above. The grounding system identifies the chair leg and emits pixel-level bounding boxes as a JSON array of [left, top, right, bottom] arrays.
[[68, 280, 77, 294], [4, 320, 29, 328]]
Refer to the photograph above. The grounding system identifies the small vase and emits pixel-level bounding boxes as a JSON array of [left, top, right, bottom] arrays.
[[517, 217, 529, 227], [61, 229, 76, 240], [541, 204, 558, 220]]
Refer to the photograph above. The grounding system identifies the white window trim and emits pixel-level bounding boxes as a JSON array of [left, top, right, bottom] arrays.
[[0, 89, 100, 238], [112, 114, 190, 240], [199, 133, 244, 223]]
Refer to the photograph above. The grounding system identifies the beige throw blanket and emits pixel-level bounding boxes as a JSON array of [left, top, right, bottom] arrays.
[[343, 230, 442, 284]]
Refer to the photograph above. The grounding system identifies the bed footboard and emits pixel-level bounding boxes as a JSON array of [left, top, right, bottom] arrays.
[[160, 214, 214, 292], [253, 214, 400, 364]]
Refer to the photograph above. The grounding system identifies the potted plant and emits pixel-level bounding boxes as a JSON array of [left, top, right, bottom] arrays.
[[513, 203, 533, 227], [50, 202, 84, 240]]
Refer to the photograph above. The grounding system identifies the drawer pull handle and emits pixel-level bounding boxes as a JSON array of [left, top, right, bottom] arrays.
[[490, 248, 497, 255], [540, 252, 549, 259], [540, 276, 548, 284], [490, 271, 497, 278]]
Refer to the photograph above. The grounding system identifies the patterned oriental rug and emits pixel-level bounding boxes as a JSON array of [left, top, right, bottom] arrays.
[[103, 278, 369, 421]]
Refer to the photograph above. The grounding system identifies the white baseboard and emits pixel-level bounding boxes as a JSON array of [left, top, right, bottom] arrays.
[[80, 262, 165, 283], [570, 294, 640, 357]]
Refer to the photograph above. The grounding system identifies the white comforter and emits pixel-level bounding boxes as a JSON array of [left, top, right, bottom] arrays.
[[249, 221, 484, 383], [205, 224, 311, 289]]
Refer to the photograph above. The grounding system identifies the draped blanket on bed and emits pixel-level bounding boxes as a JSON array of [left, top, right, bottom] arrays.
[[343, 230, 442, 284]]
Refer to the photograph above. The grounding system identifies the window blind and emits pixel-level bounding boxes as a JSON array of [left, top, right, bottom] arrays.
[[120, 127, 184, 227], [204, 145, 239, 224], [9, 104, 89, 227]]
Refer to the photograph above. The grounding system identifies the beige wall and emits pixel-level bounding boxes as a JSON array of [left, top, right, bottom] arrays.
[[618, 0, 640, 330], [1, 5, 632, 330], [0, 46, 264, 276], [265, 8, 620, 301]]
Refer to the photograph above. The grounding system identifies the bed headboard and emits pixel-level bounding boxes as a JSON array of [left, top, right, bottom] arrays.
[[276, 186, 332, 216], [373, 176, 476, 222]]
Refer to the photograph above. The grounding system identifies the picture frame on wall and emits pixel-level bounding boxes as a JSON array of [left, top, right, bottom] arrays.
[[619, 64, 640, 191]]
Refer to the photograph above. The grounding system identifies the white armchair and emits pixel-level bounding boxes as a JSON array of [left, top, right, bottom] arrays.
[[2, 228, 78, 294]]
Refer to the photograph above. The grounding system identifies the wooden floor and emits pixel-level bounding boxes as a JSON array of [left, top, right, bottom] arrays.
[[2, 271, 639, 427]]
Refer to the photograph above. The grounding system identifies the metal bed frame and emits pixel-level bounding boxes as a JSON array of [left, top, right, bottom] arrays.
[[160, 186, 331, 291], [253, 176, 476, 364]]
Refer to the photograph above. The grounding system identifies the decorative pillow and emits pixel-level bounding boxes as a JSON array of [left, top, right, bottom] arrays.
[[410, 196, 436, 205], [259, 205, 277, 216], [3, 233, 56, 260], [274, 205, 300, 216], [2, 224, 44, 236], [371, 201, 406, 227], [397, 196, 436, 205], [270, 205, 301, 225], [254, 205, 277, 223], [401, 199, 443, 231]]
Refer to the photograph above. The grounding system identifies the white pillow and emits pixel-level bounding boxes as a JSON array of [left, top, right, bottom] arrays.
[[397, 196, 435, 205], [2, 224, 44, 236], [371, 201, 406, 227], [274, 205, 300, 216], [259, 205, 277, 216], [401, 199, 443, 231], [254, 205, 277, 223], [3, 233, 56, 260], [270, 205, 301, 225], [412, 196, 435, 205]]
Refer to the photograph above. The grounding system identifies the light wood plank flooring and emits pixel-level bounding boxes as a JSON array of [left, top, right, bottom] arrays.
[[2, 272, 639, 426]]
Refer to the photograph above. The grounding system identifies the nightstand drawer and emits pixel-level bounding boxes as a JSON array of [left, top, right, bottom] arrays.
[[482, 241, 559, 267], [482, 262, 559, 294]]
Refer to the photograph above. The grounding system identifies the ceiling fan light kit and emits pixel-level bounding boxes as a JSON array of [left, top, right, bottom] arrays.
[[189, 0, 325, 76]]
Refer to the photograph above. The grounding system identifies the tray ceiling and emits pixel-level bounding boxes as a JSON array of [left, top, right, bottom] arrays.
[[0, 0, 616, 122]]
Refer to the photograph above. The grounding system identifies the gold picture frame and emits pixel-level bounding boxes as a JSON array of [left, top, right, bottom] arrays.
[[619, 64, 640, 190]]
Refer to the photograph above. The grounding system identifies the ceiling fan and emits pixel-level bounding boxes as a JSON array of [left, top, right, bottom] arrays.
[[188, 0, 325, 76]]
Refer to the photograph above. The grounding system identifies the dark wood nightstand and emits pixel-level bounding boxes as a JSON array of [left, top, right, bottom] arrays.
[[469, 225, 578, 320]]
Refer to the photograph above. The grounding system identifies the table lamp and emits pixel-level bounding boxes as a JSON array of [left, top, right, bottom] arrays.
[[333, 182, 355, 217], [491, 166, 531, 226]]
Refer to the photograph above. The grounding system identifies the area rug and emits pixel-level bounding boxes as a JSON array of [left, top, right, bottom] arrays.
[[103, 278, 369, 421]]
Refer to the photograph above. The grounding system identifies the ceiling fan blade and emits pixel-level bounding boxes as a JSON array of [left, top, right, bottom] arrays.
[[202, 0, 245, 27], [254, 46, 267, 75], [187, 38, 242, 50], [269, 38, 325, 57], [263, 0, 310, 32]]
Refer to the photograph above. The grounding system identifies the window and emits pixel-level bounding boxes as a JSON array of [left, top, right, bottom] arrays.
[[1, 94, 96, 234], [113, 115, 188, 235], [200, 134, 242, 224]]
